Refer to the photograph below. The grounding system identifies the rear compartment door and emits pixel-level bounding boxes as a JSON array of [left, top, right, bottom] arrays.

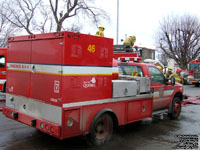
[[7, 40, 32, 97], [30, 36, 63, 107]]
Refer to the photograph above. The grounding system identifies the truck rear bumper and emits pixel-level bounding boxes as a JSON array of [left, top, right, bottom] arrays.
[[2, 106, 61, 138]]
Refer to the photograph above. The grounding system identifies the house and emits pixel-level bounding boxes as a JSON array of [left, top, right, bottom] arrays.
[[167, 59, 179, 73], [140, 47, 156, 62]]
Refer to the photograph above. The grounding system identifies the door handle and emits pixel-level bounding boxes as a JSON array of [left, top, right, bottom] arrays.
[[32, 65, 36, 73], [151, 88, 154, 93]]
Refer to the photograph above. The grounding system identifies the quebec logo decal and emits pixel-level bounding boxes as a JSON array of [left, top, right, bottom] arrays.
[[83, 77, 96, 88]]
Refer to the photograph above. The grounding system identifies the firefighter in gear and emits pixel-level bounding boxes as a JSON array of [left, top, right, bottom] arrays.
[[169, 68, 184, 84], [123, 35, 136, 48], [131, 72, 140, 77], [96, 26, 105, 37], [166, 67, 172, 78]]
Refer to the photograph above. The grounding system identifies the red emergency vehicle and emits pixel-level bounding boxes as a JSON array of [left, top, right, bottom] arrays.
[[0, 48, 7, 110], [0, 48, 7, 92], [188, 60, 200, 87], [3, 32, 183, 145], [113, 45, 142, 62]]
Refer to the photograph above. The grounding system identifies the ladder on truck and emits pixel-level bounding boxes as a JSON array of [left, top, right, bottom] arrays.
[[113, 45, 142, 62]]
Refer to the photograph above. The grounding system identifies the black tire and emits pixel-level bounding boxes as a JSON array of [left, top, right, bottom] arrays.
[[168, 97, 182, 119], [195, 83, 199, 87], [88, 113, 113, 146], [2, 82, 6, 93]]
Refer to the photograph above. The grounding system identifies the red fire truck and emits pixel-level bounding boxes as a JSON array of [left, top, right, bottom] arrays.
[[113, 45, 142, 62], [3, 32, 183, 145], [0, 48, 7, 92], [188, 60, 200, 87], [0, 48, 7, 110], [112, 47, 183, 118]]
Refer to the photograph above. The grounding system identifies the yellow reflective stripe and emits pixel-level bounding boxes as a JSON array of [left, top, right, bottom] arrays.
[[131, 72, 138, 76], [175, 77, 181, 82]]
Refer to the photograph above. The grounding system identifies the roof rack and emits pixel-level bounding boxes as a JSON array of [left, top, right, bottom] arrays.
[[113, 45, 135, 53]]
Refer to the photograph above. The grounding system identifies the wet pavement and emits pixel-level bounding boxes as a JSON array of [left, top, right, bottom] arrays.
[[0, 85, 200, 150]]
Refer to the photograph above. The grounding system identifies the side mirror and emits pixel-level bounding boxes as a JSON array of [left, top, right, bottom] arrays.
[[171, 76, 175, 85], [165, 78, 169, 85]]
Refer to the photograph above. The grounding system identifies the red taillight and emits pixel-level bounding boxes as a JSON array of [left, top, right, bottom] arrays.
[[50, 126, 55, 134], [37, 120, 59, 136], [138, 58, 142, 62], [120, 58, 125, 61], [45, 124, 49, 131]]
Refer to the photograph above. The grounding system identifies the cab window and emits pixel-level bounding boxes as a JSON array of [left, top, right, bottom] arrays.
[[148, 66, 165, 84], [0, 55, 5, 68], [118, 65, 144, 77], [189, 64, 200, 71]]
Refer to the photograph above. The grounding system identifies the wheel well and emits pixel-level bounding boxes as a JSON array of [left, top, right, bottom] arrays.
[[174, 92, 183, 101], [106, 111, 118, 129], [90, 109, 119, 132]]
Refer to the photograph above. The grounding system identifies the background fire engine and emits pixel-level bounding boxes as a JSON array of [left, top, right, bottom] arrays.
[[0, 48, 7, 110], [188, 60, 200, 87]]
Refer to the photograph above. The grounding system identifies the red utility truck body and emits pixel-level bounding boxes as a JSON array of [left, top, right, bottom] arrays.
[[3, 32, 183, 145]]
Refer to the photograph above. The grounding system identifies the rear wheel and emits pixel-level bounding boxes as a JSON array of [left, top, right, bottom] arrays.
[[195, 83, 199, 87], [2, 82, 6, 93], [88, 113, 113, 146], [168, 97, 182, 119]]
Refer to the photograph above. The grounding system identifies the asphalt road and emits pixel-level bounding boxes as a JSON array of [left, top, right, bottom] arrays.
[[184, 84, 200, 96], [0, 85, 200, 150]]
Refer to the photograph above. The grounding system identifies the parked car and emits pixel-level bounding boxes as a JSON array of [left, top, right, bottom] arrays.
[[180, 70, 189, 84]]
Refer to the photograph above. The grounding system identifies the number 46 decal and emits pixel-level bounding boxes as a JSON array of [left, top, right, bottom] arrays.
[[88, 44, 95, 53]]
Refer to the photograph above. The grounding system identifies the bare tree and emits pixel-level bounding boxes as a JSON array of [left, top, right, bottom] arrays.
[[1, 0, 109, 35], [33, 2, 55, 33], [155, 14, 200, 69], [0, 7, 16, 47], [157, 51, 168, 67], [1, 0, 43, 35], [65, 23, 82, 32], [49, 0, 110, 32], [0, 0, 56, 35]]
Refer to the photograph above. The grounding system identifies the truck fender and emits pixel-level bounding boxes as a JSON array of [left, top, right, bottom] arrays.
[[168, 92, 183, 113], [89, 109, 118, 133]]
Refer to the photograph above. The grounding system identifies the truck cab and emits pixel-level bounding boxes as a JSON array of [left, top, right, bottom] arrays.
[[117, 61, 184, 118]]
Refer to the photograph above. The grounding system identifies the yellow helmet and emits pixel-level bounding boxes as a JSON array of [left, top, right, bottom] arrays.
[[132, 35, 136, 40], [157, 66, 162, 71], [99, 26, 105, 30]]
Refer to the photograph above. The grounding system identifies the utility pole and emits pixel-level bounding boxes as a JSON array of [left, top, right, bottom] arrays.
[[116, 0, 119, 44]]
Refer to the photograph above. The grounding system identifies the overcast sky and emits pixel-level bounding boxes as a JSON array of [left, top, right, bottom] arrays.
[[83, 0, 200, 49]]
